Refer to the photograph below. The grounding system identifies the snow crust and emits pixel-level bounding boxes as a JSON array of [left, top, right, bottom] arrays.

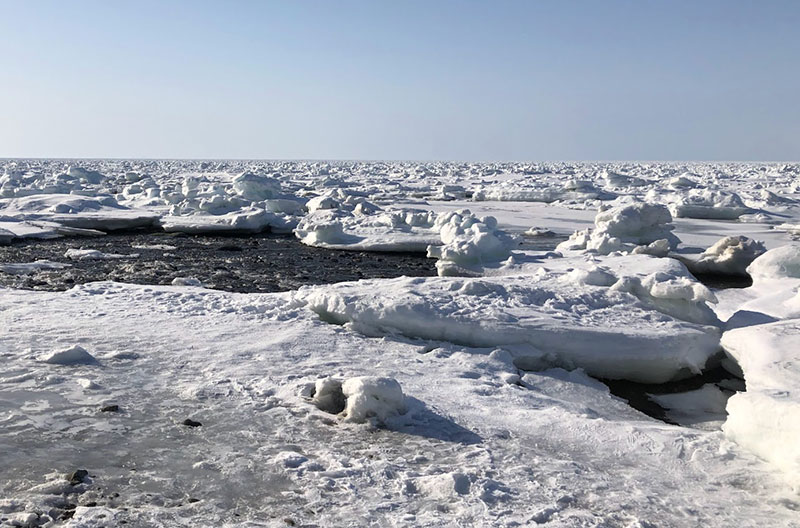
[[3, 159, 800, 525]]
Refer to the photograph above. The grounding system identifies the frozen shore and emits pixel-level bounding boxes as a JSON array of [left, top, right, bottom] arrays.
[[2, 160, 800, 527]]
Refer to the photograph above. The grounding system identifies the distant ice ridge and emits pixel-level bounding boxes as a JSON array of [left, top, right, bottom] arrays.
[[1, 160, 799, 248], [472, 176, 615, 204]]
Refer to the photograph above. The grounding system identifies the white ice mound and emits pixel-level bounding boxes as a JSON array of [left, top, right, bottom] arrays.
[[161, 206, 295, 234], [686, 236, 767, 276], [472, 176, 613, 203], [602, 170, 647, 188], [746, 245, 800, 281], [557, 203, 679, 256], [667, 190, 751, 220], [610, 270, 720, 326], [295, 207, 441, 252], [295, 207, 513, 260], [65, 248, 137, 261], [0, 194, 159, 231], [298, 268, 721, 383], [41, 345, 98, 366], [171, 277, 203, 287], [0, 260, 71, 275], [159, 173, 302, 234], [231, 172, 281, 201], [342, 376, 407, 423], [427, 212, 519, 276], [721, 320, 800, 489], [311, 376, 406, 424]]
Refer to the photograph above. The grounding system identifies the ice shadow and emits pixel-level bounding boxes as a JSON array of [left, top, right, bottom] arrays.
[[388, 397, 483, 445], [725, 309, 779, 330]]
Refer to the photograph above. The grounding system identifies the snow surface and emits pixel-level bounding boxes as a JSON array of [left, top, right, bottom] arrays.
[[2, 160, 800, 526]]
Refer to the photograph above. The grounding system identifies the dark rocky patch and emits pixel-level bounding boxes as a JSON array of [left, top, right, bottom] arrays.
[[68, 469, 89, 485], [0, 232, 439, 293]]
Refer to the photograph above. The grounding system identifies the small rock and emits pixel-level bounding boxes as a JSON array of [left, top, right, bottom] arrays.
[[68, 469, 89, 485], [83, 501, 97, 508], [182, 419, 202, 427], [101, 404, 120, 413]]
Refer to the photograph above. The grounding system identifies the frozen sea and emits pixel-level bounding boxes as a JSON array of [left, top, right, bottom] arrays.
[[1, 159, 800, 527]]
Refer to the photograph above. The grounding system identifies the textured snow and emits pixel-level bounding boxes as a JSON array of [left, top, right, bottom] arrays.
[[2, 159, 800, 526], [0, 282, 795, 526]]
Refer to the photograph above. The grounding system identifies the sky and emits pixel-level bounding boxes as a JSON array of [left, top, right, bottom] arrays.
[[1, 0, 799, 161]]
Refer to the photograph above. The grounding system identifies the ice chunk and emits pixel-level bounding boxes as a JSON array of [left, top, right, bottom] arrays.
[[685, 236, 767, 276], [65, 249, 137, 261], [746, 245, 800, 281], [312, 377, 346, 414], [427, 211, 519, 276], [669, 190, 751, 220], [299, 273, 721, 383], [0, 260, 71, 275], [649, 384, 731, 429], [41, 345, 98, 366], [171, 277, 203, 287], [721, 320, 800, 489], [0, 194, 159, 231], [231, 172, 281, 201], [341, 376, 407, 424], [557, 203, 679, 256]]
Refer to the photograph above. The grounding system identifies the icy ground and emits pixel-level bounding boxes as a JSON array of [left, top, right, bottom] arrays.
[[2, 160, 800, 527]]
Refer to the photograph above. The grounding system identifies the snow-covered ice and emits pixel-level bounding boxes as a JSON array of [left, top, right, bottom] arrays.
[[2, 159, 800, 526]]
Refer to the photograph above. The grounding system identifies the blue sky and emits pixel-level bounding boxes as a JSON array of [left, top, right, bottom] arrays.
[[1, 0, 798, 160]]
